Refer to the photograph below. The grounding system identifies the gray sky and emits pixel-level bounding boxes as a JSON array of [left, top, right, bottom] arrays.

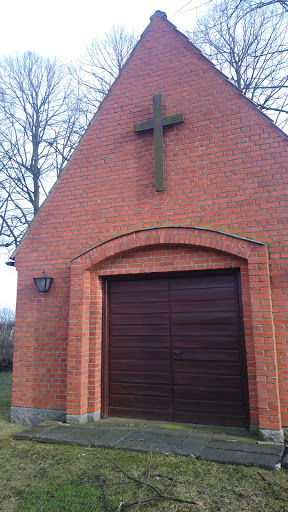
[[0, 0, 206, 61], [0, 0, 207, 310]]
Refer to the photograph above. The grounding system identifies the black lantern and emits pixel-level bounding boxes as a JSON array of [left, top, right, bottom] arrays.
[[5, 260, 15, 267], [33, 275, 53, 293]]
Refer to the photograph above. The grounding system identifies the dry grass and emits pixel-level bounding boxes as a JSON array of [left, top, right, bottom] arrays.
[[1, 372, 288, 511]]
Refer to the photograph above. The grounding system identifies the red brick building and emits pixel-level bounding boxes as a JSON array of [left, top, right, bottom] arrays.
[[11, 11, 288, 442]]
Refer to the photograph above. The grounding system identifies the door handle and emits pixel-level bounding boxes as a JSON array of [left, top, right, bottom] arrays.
[[172, 350, 182, 355]]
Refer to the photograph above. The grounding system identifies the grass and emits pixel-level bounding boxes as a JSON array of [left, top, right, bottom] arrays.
[[1, 372, 288, 511]]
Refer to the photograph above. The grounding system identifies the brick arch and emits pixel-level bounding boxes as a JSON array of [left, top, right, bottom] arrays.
[[74, 226, 266, 270], [66, 226, 283, 439]]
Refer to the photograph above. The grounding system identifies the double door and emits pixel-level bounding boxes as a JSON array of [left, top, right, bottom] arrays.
[[106, 271, 249, 428]]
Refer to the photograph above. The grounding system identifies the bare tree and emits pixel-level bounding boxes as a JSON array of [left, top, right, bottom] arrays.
[[0, 27, 138, 252], [0, 52, 86, 249], [232, 0, 288, 13], [0, 308, 15, 371], [174, 0, 288, 14], [189, 0, 288, 128], [72, 26, 138, 116]]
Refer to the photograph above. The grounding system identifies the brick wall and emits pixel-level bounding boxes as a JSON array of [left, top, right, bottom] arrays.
[[94, 244, 257, 422], [12, 12, 288, 430]]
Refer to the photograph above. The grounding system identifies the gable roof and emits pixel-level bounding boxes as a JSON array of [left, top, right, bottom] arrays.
[[11, 10, 288, 260]]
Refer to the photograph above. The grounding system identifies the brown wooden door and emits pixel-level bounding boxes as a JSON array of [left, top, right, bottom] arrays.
[[107, 271, 249, 428], [108, 279, 173, 421]]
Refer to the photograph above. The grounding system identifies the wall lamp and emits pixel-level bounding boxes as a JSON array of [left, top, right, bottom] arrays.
[[33, 274, 53, 293], [5, 260, 15, 267]]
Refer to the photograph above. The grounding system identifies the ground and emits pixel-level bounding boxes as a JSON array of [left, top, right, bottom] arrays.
[[1, 372, 288, 511]]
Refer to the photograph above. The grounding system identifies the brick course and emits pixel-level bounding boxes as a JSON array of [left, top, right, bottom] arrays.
[[11, 12, 288, 431]]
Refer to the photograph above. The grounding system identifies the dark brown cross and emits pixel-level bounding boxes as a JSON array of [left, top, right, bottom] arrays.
[[133, 94, 184, 192]]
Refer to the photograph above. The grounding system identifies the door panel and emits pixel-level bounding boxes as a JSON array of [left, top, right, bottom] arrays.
[[107, 271, 249, 427], [108, 279, 173, 420], [171, 273, 248, 426]]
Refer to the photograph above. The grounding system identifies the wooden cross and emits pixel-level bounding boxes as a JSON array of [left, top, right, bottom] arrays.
[[133, 94, 184, 192]]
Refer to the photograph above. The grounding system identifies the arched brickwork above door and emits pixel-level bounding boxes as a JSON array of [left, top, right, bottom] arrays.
[[67, 226, 283, 438], [72, 226, 267, 271]]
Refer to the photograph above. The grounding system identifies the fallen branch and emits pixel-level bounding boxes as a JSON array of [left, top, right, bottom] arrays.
[[257, 471, 288, 501], [134, 442, 153, 511], [102, 482, 110, 512], [94, 444, 201, 510], [95, 454, 164, 498]]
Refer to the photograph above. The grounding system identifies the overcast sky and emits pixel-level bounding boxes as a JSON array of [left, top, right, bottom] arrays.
[[0, 0, 206, 62], [0, 0, 208, 310]]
